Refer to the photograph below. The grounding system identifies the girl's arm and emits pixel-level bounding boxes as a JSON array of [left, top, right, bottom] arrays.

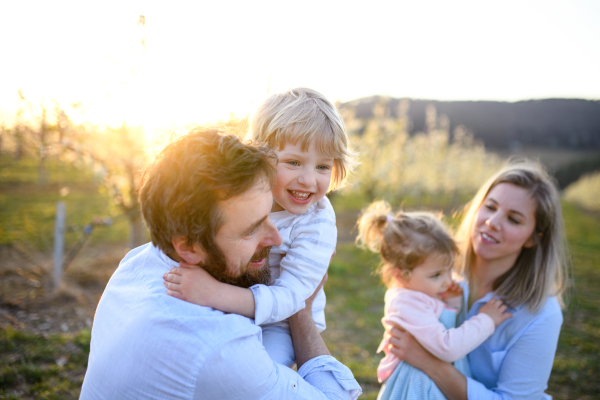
[[388, 326, 467, 400], [442, 281, 464, 312], [388, 291, 503, 363]]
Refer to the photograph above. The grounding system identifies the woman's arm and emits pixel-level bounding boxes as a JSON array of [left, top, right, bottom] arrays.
[[390, 306, 563, 400], [384, 291, 502, 363], [388, 325, 468, 400], [467, 310, 563, 400]]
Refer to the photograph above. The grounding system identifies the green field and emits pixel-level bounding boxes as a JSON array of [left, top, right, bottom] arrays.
[[0, 156, 130, 251], [1, 156, 599, 399], [323, 202, 600, 399]]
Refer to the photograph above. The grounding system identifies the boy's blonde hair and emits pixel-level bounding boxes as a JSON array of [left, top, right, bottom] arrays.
[[356, 201, 458, 287], [246, 87, 355, 192], [455, 160, 569, 311]]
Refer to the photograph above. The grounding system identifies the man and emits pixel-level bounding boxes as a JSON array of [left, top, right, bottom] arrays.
[[80, 127, 360, 399]]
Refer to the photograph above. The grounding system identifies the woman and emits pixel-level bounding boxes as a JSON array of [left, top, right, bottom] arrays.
[[388, 161, 569, 400]]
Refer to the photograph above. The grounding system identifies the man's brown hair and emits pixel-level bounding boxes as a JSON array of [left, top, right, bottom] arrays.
[[139, 126, 277, 256]]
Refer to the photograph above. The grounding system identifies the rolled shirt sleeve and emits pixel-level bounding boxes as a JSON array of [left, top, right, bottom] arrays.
[[251, 201, 337, 327], [195, 332, 361, 400]]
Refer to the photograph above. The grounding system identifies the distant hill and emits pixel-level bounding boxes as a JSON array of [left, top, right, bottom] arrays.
[[340, 97, 600, 151]]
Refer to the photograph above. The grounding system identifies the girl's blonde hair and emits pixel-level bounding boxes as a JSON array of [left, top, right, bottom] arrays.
[[356, 201, 458, 287], [246, 87, 356, 192], [455, 160, 569, 311]]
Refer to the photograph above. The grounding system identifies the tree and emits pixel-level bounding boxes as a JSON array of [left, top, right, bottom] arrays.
[[57, 117, 148, 249], [345, 99, 502, 207]]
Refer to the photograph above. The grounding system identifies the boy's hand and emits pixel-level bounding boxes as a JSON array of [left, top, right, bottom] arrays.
[[163, 262, 221, 307], [479, 298, 513, 327]]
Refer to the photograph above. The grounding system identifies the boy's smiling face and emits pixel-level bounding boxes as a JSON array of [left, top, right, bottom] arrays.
[[271, 141, 333, 214]]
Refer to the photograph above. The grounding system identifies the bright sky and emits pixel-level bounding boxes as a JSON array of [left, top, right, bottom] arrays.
[[1, 0, 599, 136]]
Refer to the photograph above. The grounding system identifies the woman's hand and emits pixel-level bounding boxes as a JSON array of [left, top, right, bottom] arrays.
[[387, 324, 439, 373], [388, 324, 468, 400]]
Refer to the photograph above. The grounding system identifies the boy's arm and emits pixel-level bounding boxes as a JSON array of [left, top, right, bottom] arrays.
[[164, 204, 337, 323], [253, 212, 337, 326], [164, 263, 256, 318], [163, 216, 335, 321]]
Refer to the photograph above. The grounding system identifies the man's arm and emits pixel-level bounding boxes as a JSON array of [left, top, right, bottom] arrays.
[[193, 274, 361, 400], [289, 274, 331, 367], [289, 273, 361, 400]]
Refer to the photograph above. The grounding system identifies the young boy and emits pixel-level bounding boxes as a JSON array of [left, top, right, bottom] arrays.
[[164, 87, 355, 366]]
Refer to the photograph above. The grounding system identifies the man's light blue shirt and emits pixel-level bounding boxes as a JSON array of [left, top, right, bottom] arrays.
[[80, 243, 361, 400], [458, 282, 563, 400]]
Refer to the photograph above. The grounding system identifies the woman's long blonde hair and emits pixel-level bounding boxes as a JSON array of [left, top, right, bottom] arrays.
[[356, 201, 457, 287], [454, 160, 569, 311]]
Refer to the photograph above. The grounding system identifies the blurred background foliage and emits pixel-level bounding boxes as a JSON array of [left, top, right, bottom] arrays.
[[0, 96, 599, 399], [340, 98, 504, 209], [1, 94, 598, 252]]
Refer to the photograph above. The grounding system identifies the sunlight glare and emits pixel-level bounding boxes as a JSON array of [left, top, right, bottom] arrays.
[[0, 0, 598, 141]]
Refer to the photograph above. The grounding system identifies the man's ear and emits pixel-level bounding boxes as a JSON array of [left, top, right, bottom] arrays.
[[171, 237, 206, 265]]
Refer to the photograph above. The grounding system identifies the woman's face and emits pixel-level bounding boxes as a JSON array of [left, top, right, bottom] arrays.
[[471, 183, 538, 267]]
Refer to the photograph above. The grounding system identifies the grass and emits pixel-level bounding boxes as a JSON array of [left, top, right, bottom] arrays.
[[0, 326, 90, 399], [322, 244, 385, 399], [547, 202, 600, 399], [0, 155, 129, 250], [0, 155, 598, 399], [322, 201, 600, 399]]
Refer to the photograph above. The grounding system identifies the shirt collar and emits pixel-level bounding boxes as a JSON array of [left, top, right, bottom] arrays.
[[470, 288, 523, 313], [156, 246, 181, 270]]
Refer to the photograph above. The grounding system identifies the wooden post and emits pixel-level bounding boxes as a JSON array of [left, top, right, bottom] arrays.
[[53, 202, 66, 289]]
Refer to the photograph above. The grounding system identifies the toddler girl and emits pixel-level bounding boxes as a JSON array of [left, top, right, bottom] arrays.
[[356, 201, 512, 400]]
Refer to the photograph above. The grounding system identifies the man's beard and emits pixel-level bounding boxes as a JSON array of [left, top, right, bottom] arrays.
[[201, 246, 272, 289]]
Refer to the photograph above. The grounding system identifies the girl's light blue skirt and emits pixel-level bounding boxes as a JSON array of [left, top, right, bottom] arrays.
[[377, 308, 471, 400]]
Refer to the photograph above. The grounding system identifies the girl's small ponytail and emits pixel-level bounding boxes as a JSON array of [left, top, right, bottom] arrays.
[[356, 201, 393, 253]]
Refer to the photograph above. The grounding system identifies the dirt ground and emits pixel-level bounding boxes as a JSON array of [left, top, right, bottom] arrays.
[[0, 243, 128, 335], [0, 212, 361, 335]]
